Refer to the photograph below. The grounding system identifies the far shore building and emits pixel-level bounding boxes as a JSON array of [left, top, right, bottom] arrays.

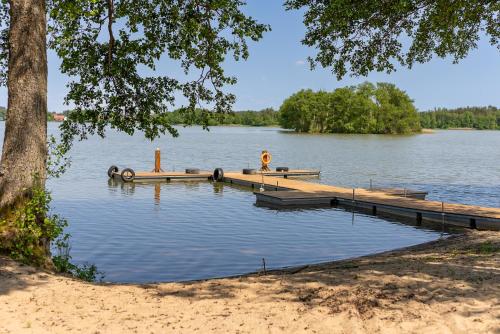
[[52, 113, 66, 122]]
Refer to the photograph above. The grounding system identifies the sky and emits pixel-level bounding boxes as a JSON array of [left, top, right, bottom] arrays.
[[1, 1, 499, 112]]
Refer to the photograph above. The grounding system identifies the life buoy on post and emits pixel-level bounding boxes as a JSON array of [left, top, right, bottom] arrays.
[[260, 150, 272, 171]]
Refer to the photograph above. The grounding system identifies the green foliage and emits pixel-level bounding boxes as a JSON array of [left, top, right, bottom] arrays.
[[2, 183, 67, 266], [279, 82, 421, 134], [285, 0, 500, 79], [0, 105, 5, 120], [165, 107, 280, 127], [43, 0, 269, 148], [0, 183, 102, 281], [52, 235, 104, 282], [224, 108, 280, 126], [476, 241, 499, 254], [419, 106, 500, 130], [47, 135, 72, 179]]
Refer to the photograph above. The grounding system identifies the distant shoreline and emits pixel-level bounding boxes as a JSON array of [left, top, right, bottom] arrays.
[[2, 121, 497, 132]]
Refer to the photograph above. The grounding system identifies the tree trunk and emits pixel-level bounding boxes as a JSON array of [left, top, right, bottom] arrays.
[[0, 0, 47, 212]]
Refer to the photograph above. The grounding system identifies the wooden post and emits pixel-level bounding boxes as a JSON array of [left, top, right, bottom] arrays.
[[416, 212, 422, 225], [441, 202, 445, 228], [154, 148, 161, 173]]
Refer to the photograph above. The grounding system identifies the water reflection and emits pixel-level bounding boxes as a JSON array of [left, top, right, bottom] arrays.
[[108, 177, 456, 236], [108, 178, 225, 203]]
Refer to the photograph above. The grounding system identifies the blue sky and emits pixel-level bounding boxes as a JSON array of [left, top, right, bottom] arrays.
[[1, 1, 499, 112]]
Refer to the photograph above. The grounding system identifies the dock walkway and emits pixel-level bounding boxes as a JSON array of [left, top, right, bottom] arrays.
[[223, 172, 500, 230], [108, 164, 499, 230]]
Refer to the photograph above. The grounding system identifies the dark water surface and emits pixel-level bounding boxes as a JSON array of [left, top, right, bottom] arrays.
[[1, 123, 499, 282]]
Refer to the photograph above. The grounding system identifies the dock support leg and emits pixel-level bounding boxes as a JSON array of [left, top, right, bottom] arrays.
[[330, 198, 339, 207], [372, 206, 377, 215], [416, 212, 422, 225], [469, 218, 477, 229]]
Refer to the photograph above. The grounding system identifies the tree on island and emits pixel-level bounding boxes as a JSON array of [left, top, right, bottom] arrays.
[[0, 0, 498, 264], [279, 83, 421, 134]]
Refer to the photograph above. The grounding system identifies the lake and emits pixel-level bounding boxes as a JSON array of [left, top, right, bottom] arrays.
[[1, 123, 499, 282]]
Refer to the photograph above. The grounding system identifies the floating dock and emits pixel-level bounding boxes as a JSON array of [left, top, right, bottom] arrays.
[[110, 169, 320, 182], [221, 173, 500, 230], [111, 170, 214, 181], [107, 148, 499, 231]]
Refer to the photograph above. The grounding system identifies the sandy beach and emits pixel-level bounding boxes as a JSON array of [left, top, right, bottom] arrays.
[[1, 230, 498, 334]]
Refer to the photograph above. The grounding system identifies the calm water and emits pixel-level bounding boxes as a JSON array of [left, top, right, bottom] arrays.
[[1, 123, 499, 282]]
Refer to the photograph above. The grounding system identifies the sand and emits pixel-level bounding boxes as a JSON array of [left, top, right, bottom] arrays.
[[1, 230, 499, 334]]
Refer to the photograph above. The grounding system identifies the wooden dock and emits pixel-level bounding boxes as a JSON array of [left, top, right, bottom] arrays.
[[112, 170, 214, 181], [222, 172, 500, 230], [110, 169, 320, 182], [106, 160, 499, 230]]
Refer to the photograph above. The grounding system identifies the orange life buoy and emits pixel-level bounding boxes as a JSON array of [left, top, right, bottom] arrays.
[[261, 151, 272, 165]]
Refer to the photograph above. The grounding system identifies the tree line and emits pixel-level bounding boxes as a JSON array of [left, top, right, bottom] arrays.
[[166, 107, 280, 127], [5, 103, 499, 132], [163, 82, 422, 134], [419, 106, 500, 130]]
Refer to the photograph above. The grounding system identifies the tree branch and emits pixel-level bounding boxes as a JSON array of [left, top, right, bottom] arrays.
[[107, 0, 114, 71]]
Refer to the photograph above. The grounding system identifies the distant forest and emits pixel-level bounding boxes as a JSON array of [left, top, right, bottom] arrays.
[[169, 82, 423, 134], [2, 104, 499, 131], [166, 107, 280, 127], [419, 106, 499, 130]]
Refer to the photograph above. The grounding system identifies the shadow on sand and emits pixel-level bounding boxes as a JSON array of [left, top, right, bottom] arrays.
[[145, 232, 499, 319]]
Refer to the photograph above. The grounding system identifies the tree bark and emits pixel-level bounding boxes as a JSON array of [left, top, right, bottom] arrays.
[[0, 0, 47, 212]]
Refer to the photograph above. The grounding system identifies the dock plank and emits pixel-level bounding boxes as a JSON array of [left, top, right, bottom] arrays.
[[224, 172, 500, 220]]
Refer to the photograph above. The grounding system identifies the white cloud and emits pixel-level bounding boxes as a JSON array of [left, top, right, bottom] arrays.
[[295, 60, 306, 66]]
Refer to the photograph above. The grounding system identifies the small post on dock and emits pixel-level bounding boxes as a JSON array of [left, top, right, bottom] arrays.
[[441, 202, 446, 231], [154, 148, 161, 173], [370, 179, 373, 190]]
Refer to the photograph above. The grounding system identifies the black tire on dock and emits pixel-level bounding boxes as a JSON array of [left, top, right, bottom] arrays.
[[213, 168, 224, 182], [276, 167, 289, 172], [107, 165, 119, 178], [185, 168, 201, 174], [242, 168, 257, 175], [121, 168, 135, 182]]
